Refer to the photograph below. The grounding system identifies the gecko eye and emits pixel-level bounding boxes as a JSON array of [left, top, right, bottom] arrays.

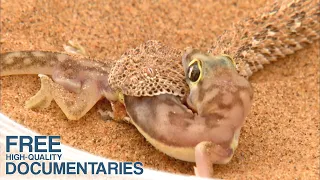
[[187, 59, 202, 82]]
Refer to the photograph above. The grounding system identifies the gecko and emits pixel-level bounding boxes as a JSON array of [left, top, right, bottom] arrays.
[[102, 0, 320, 178], [0, 47, 252, 179], [1, 0, 319, 178], [123, 51, 253, 178]]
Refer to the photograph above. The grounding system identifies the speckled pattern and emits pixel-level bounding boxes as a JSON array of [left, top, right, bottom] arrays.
[[0, 0, 319, 179]]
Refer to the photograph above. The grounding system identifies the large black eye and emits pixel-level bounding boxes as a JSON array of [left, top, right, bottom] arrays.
[[187, 60, 201, 82]]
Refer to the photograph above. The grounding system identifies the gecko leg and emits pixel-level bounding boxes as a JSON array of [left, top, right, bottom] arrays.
[[194, 141, 234, 178], [25, 74, 102, 120]]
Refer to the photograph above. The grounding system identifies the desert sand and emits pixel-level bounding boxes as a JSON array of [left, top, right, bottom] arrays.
[[0, 0, 319, 179]]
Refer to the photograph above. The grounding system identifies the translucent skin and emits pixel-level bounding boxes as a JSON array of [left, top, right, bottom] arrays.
[[0, 0, 318, 177], [124, 51, 253, 178]]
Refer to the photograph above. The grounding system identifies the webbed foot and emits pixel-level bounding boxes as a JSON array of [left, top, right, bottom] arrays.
[[25, 74, 54, 109], [26, 74, 102, 120]]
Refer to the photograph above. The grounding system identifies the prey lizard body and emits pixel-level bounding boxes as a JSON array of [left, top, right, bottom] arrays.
[[1, 51, 118, 120], [0, 0, 319, 178]]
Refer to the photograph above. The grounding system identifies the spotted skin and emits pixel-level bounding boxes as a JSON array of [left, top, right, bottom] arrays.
[[109, 40, 188, 98], [124, 51, 253, 178], [0, 0, 319, 178], [1, 0, 318, 120], [209, 0, 320, 78]]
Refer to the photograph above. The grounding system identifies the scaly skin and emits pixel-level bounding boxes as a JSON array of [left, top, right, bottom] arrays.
[[1, 0, 319, 120], [209, 0, 320, 78], [0, 0, 319, 178], [110, 0, 320, 95], [124, 51, 253, 178], [0, 46, 252, 179], [109, 40, 188, 98], [109, 0, 320, 178]]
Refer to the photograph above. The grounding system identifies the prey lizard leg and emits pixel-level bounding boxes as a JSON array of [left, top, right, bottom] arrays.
[[111, 101, 128, 122], [62, 40, 130, 122], [25, 74, 54, 109], [98, 101, 130, 123], [26, 74, 102, 120]]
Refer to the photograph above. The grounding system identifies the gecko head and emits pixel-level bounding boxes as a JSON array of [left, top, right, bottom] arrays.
[[123, 48, 254, 165], [182, 47, 253, 124], [182, 48, 253, 164]]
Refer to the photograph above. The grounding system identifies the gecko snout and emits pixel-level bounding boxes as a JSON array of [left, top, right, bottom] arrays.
[[182, 49, 253, 117]]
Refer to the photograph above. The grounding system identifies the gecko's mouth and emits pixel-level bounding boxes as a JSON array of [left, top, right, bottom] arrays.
[[181, 94, 198, 114]]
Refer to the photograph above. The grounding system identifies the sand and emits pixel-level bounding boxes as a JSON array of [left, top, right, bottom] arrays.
[[1, 0, 319, 179]]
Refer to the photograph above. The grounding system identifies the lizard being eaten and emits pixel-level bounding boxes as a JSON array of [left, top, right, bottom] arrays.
[[1, 0, 319, 178], [0, 46, 252, 179]]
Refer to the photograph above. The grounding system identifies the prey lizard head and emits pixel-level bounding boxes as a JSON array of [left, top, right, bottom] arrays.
[[124, 48, 253, 178]]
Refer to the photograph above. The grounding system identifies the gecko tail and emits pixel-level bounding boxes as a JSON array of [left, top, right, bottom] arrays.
[[0, 51, 69, 76]]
